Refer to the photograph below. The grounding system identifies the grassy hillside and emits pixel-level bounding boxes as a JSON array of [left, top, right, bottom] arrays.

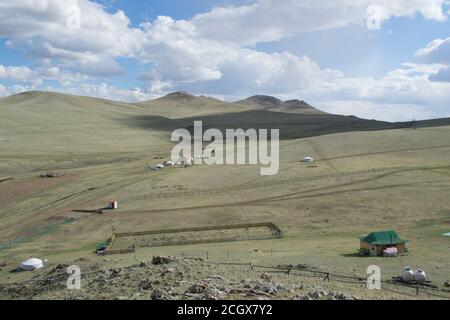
[[134, 91, 249, 118]]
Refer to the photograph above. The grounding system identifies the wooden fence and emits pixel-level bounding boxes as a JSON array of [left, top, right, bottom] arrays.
[[129, 165, 450, 201], [105, 222, 282, 253]]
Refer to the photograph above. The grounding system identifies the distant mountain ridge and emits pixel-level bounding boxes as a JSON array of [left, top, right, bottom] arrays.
[[2, 90, 320, 114], [2, 91, 450, 128], [235, 95, 321, 114]]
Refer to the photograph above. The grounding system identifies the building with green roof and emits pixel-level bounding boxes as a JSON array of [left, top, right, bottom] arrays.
[[359, 230, 408, 257]]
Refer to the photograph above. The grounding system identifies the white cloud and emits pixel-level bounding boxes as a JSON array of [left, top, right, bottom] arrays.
[[0, 81, 157, 102], [1, 0, 447, 79], [0, 64, 90, 86], [192, 0, 447, 45], [0, 84, 35, 97], [0, 65, 34, 82], [416, 37, 450, 64], [55, 83, 157, 102], [0, 0, 144, 76], [415, 37, 450, 82], [131, 1, 450, 117]]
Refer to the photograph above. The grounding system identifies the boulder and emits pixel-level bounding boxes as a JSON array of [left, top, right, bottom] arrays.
[[151, 288, 174, 300], [260, 273, 272, 282], [151, 256, 173, 265], [254, 283, 278, 295]]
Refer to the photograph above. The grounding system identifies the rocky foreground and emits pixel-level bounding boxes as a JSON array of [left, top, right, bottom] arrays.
[[0, 256, 439, 300]]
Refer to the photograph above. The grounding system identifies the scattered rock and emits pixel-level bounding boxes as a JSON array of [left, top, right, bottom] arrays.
[[151, 289, 174, 300], [187, 283, 208, 294], [139, 279, 153, 291], [151, 256, 173, 265], [254, 283, 278, 295], [260, 273, 272, 282], [56, 264, 69, 270]]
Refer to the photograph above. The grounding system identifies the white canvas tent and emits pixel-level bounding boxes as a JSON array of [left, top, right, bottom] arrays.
[[20, 258, 43, 271]]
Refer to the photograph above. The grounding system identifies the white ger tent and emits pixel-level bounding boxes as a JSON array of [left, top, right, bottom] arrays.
[[20, 258, 44, 271]]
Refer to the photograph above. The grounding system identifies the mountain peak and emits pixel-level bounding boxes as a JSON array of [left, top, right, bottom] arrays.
[[282, 99, 315, 110], [161, 91, 196, 100], [236, 95, 282, 106], [234, 95, 322, 113]]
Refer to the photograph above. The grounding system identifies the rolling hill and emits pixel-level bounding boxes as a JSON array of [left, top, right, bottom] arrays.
[[236, 95, 324, 114]]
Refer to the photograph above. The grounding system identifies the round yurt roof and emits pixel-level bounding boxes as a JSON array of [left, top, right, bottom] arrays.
[[21, 258, 43, 269]]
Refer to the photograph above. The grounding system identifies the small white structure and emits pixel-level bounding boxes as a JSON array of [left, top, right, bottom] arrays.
[[302, 156, 315, 163], [109, 200, 118, 209], [164, 161, 175, 167], [401, 266, 414, 283], [178, 157, 193, 166], [20, 258, 44, 271], [151, 164, 164, 170], [414, 269, 427, 284]]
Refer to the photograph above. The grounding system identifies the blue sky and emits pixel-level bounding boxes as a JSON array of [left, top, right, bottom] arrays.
[[0, 0, 450, 121]]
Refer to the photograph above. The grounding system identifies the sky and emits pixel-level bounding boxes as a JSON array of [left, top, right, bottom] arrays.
[[1, 0, 450, 121]]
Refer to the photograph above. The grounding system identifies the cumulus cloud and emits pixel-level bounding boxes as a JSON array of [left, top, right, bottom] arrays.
[[416, 37, 450, 64], [0, 82, 157, 102], [192, 0, 447, 45], [416, 37, 450, 83], [0, 65, 34, 83], [0, 84, 35, 97], [54, 83, 157, 102], [0, 64, 90, 86], [132, 1, 450, 106], [0, 0, 144, 76]]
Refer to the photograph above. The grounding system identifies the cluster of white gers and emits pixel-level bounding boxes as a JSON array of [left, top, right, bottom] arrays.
[[171, 121, 280, 176]]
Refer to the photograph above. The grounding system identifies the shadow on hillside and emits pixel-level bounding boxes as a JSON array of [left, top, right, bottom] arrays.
[[122, 110, 416, 140]]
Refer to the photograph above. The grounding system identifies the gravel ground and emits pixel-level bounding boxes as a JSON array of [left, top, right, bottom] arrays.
[[1, 256, 447, 300]]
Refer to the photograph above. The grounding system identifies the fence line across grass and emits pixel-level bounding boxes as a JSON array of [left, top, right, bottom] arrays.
[[129, 165, 450, 200]]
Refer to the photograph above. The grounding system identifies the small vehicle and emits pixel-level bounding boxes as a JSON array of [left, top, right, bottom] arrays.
[[96, 245, 108, 255]]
